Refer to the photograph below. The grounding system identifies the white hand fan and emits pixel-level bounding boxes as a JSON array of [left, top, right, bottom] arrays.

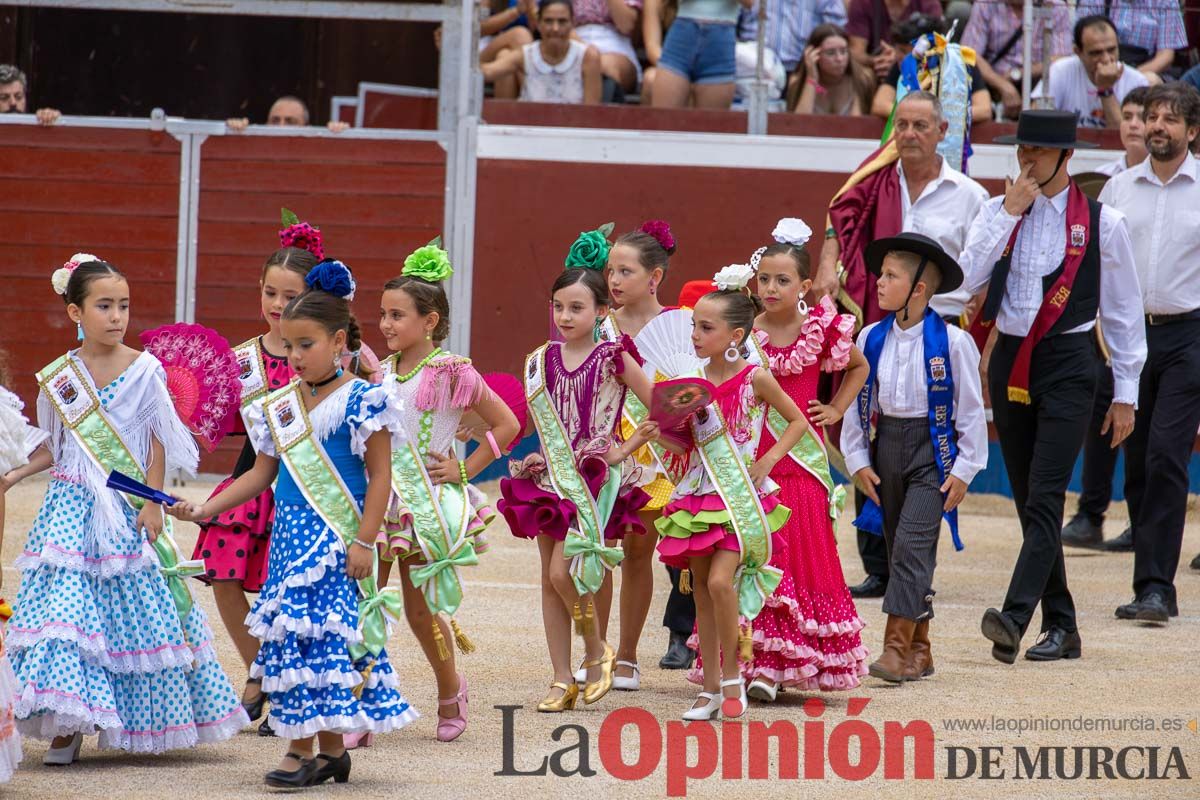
[[635, 308, 705, 380]]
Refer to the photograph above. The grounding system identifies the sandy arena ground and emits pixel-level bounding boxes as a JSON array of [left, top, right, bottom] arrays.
[[0, 474, 1197, 799]]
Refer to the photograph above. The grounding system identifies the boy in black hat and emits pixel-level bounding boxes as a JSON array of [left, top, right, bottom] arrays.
[[961, 110, 1146, 664], [841, 232, 989, 683]]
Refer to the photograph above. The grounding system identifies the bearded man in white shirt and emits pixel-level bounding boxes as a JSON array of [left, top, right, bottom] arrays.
[[960, 110, 1147, 665], [1099, 83, 1200, 627]]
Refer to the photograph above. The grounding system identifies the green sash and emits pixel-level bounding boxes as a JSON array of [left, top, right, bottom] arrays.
[[233, 337, 270, 411], [524, 344, 624, 594], [260, 381, 400, 660], [389, 436, 478, 617], [690, 396, 783, 620], [746, 333, 847, 520], [36, 354, 203, 621]]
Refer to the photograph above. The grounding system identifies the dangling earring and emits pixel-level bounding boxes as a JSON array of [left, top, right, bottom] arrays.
[[649, 282, 657, 295], [797, 298, 810, 316], [593, 318, 603, 343], [724, 341, 740, 363], [76, 322, 84, 342], [425, 332, 432, 341]]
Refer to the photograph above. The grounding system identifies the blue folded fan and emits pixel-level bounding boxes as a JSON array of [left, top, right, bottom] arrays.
[[106, 470, 179, 506]]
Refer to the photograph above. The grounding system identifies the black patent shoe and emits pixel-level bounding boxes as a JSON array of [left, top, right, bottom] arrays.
[[258, 717, 277, 737], [1024, 627, 1082, 661], [242, 678, 267, 722], [1134, 592, 1170, 626], [264, 753, 315, 791], [980, 608, 1020, 665], [848, 574, 888, 599], [659, 632, 695, 670], [310, 751, 352, 786]]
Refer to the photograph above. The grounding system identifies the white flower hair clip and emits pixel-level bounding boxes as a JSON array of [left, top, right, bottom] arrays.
[[713, 263, 756, 292], [772, 218, 813, 248], [51, 252, 100, 296]]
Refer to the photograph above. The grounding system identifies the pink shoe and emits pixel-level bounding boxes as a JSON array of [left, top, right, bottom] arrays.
[[436, 673, 468, 743], [343, 732, 374, 750]]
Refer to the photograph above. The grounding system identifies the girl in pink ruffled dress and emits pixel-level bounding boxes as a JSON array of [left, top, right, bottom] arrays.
[[498, 263, 658, 713], [741, 219, 871, 700]]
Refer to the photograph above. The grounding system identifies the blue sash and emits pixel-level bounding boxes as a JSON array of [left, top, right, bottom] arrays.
[[852, 309, 963, 551]]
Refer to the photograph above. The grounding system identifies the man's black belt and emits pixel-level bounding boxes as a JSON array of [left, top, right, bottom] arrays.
[[1145, 309, 1200, 326]]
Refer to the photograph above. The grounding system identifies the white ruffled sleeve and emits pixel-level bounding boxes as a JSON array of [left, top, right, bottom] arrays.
[[347, 378, 408, 457], [0, 387, 49, 473], [243, 396, 278, 458]]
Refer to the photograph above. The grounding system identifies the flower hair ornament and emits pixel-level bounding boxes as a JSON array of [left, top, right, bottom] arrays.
[[772, 217, 813, 248], [51, 252, 100, 296], [279, 207, 325, 261], [306, 258, 357, 300], [640, 219, 677, 255], [712, 263, 755, 293], [564, 222, 614, 270], [403, 235, 454, 283]]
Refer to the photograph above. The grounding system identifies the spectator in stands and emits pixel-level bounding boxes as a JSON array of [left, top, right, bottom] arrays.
[[640, 0, 677, 105], [870, 15, 992, 125], [1097, 85, 1150, 175], [481, 0, 538, 99], [846, 0, 943, 80], [787, 23, 875, 115], [736, 0, 848, 75], [227, 95, 349, 132], [0, 64, 61, 125], [1035, 15, 1149, 129], [572, 0, 644, 95], [1181, 62, 1200, 96], [961, 0, 1072, 119], [648, 0, 753, 110], [483, 0, 603, 104], [1075, 0, 1188, 79]]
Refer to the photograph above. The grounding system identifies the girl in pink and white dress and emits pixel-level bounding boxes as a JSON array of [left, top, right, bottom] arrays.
[[743, 219, 870, 700]]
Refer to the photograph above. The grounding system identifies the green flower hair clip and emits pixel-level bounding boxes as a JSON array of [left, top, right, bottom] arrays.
[[402, 235, 453, 283], [564, 222, 614, 271]]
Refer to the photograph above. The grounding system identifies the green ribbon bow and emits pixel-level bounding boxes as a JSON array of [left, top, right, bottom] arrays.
[[349, 586, 405, 661], [563, 532, 625, 596], [410, 540, 480, 617], [152, 535, 205, 620], [736, 561, 785, 620]]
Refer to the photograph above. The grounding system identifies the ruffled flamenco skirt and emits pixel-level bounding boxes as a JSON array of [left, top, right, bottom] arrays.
[[499, 455, 650, 541], [9, 478, 249, 752], [681, 471, 870, 691], [191, 478, 273, 592], [654, 493, 789, 569], [246, 502, 419, 740], [0, 635, 22, 782], [379, 483, 495, 562]]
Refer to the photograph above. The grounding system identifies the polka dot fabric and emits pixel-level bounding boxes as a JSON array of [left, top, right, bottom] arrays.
[[191, 346, 291, 592], [8, 479, 249, 751], [244, 384, 418, 740]]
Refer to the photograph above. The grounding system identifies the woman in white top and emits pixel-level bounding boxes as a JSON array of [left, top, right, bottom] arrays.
[[483, 0, 603, 105]]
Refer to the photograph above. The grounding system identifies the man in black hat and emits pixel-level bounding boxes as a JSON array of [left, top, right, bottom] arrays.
[[961, 110, 1147, 664], [841, 232, 988, 683]]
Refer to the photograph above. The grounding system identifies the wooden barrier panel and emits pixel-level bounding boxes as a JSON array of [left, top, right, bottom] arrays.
[[0, 125, 181, 421]]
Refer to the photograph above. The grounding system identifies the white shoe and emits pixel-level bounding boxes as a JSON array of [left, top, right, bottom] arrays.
[[720, 677, 748, 719], [682, 692, 721, 721], [44, 732, 82, 766], [747, 678, 778, 703], [613, 660, 640, 691], [573, 662, 587, 684]]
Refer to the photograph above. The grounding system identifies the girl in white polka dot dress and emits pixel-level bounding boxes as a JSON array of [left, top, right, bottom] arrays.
[[1, 257, 248, 766]]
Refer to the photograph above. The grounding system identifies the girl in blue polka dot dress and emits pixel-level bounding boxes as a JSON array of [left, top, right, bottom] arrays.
[[1, 257, 248, 765], [170, 259, 417, 789]]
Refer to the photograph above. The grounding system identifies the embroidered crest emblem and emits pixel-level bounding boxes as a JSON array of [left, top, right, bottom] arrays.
[[237, 353, 254, 380], [53, 374, 79, 405], [1070, 224, 1085, 248], [276, 402, 295, 429], [930, 356, 947, 382]]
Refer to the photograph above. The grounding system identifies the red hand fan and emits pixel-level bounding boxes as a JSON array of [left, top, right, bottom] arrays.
[[139, 323, 242, 452]]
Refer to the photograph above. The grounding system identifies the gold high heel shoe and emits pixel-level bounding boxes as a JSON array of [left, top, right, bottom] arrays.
[[582, 643, 616, 705], [537, 682, 579, 713]]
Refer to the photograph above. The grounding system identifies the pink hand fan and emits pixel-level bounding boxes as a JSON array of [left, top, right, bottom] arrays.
[[139, 323, 242, 452], [650, 377, 714, 449], [456, 372, 529, 452]]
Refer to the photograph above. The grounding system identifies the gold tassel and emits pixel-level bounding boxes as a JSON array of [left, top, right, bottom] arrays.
[[450, 617, 475, 654], [573, 599, 594, 637], [353, 659, 375, 699], [433, 618, 450, 661], [572, 600, 585, 636], [738, 623, 754, 662], [1007, 386, 1031, 404], [584, 597, 595, 636], [679, 569, 692, 595]]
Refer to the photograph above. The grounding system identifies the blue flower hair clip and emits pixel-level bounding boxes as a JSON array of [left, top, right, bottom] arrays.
[[306, 258, 357, 301]]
